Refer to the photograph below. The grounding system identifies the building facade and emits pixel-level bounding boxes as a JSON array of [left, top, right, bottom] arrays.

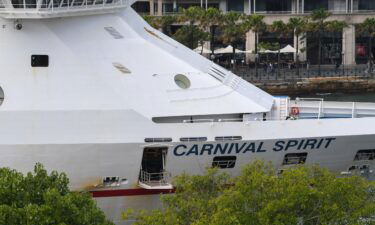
[[132, 0, 375, 65]]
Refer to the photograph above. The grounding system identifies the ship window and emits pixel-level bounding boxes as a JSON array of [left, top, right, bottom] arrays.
[[282, 153, 308, 165], [215, 136, 242, 141], [354, 149, 375, 161], [144, 138, 172, 143], [0, 86, 3, 106], [212, 156, 236, 169], [180, 137, 207, 142], [31, 55, 49, 67], [174, 74, 191, 89]]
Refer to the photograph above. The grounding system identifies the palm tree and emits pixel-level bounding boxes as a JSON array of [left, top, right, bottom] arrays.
[[308, 8, 331, 76], [244, 14, 266, 76], [358, 18, 375, 72], [221, 11, 246, 69], [325, 20, 348, 68], [176, 7, 206, 49], [143, 15, 161, 30], [201, 8, 223, 56], [269, 20, 289, 77], [288, 17, 307, 76]]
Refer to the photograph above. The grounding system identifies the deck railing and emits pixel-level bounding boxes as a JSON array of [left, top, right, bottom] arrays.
[[139, 170, 171, 187], [0, 0, 128, 18]]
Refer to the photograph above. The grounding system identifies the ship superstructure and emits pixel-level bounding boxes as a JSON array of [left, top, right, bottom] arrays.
[[0, 1, 374, 224]]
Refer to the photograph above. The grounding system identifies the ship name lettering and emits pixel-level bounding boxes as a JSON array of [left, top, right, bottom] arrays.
[[173, 138, 336, 157], [173, 142, 266, 157], [272, 138, 336, 152]]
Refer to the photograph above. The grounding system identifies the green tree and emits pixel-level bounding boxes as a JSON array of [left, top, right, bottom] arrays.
[[123, 168, 230, 225], [244, 14, 266, 76], [358, 18, 375, 71], [308, 8, 332, 75], [143, 15, 160, 29], [288, 17, 307, 76], [174, 7, 208, 49], [269, 20, 290, 77], [125, 161, 375, 225], [201, 7, 223, 55], [326, 20, 348, 66], [143, 15, 176, 36], [0, 163, 113, 225], [220, 11, 247, 69]]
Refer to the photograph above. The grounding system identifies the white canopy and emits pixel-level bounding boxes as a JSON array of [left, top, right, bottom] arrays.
[[279, 45, 297, 53], [258, 48, 278, 54], [194, 46, 212, 54], [215, 45, 245, 54]]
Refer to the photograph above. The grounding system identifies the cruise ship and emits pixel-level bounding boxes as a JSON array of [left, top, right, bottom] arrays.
[[0, 0, 374, 223]]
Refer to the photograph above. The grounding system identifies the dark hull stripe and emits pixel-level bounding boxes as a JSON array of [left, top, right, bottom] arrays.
[[91, 188, 175, 198]]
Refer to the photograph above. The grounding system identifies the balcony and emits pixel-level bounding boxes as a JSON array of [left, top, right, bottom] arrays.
[[0, 0, 130, 19], [138, 170, 173, 190]]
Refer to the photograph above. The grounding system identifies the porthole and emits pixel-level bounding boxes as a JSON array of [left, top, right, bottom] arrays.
[[0, 86, 4, 106], [174, 74, 191, 89]]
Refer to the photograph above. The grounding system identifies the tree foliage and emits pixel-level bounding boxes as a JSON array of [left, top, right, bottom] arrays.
[[124, 161, 375, 225], [172, 7, 209, 49], [0, 163, 113, 225]]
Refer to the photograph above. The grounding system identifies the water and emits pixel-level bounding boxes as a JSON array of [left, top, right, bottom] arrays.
[[293, 92, 375, 102]]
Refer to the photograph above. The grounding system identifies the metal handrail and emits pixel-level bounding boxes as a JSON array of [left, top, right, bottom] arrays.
[[0, 0, 126, 14], [213, 160, 236, 168], [183, 119, 214, 123], [139, 170, 171, 186]]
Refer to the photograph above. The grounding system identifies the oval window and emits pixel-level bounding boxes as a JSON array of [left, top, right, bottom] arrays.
[[174, 74, 191, 89]]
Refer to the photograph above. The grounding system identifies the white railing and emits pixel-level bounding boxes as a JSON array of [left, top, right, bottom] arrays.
[[212, 160, 236, 168], [292, 99, 375, 119], [139, 170, 171, 187], [183, 119, 214, 123], [0, 0, 127, 18]]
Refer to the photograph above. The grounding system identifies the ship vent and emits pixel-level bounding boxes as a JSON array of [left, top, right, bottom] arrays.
[[208, 65, 227, 81], [113, 62, 131, 74], [104, 27, 124, 39], [215, 136, 242, 141], [144, 138, 173, 143], [180, 137, 207, 142]]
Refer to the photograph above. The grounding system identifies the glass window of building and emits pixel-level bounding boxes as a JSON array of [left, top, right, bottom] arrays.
[[355, 25, 374, 64], [304, 0, 328, 12], [227, 0, 244, 12], [358, 0, 375, 10], [132, 1, 150, 14], [306, 31, 343, 65], [254, 0, 291, 13]]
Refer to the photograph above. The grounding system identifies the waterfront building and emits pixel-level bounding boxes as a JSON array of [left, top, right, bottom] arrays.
[[133, 0, 375, 66]]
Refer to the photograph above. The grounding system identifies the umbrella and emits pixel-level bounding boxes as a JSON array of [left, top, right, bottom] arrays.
[[215, 45, 245, 54], [279, 45, 297, 53], [258, 48, 278, 54]]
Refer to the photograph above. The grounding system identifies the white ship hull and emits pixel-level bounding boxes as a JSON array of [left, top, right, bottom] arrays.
[[0, 4, 374, 224], [0, 109, 374, 223]]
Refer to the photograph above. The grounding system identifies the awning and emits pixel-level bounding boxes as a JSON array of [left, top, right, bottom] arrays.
[[215, 45, 245, 54], [279, 45, 297, 53], [194, 46, 212, 54]]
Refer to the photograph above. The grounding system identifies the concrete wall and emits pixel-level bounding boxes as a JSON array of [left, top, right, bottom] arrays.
[[343, 25, 356, 65]]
